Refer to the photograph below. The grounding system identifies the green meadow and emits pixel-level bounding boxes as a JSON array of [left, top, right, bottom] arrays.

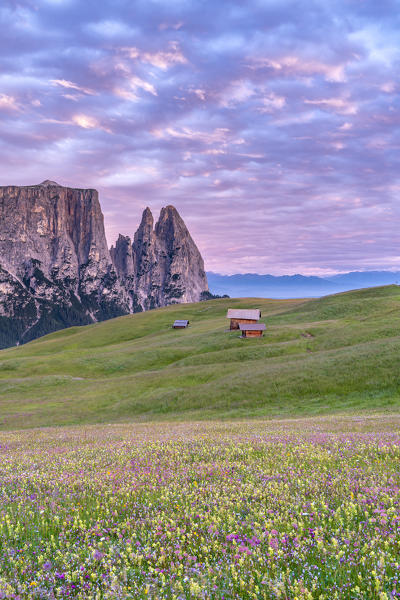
[[0, 285, 399, 430]]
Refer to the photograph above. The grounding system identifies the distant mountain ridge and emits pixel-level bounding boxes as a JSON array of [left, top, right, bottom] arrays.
[[207, 271, 400, 299]]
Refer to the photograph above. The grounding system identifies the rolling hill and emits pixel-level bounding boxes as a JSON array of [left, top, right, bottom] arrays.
[[0, 285, 399, 430]]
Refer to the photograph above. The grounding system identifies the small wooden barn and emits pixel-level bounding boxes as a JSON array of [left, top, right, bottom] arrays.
[[226, 308, 261, 330], [239, 323, 266, 338], [173, 319, 189, 329]]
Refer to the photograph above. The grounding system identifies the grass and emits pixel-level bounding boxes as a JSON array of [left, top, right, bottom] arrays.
[[1, 417, 400, 598], [0, 286, 400, 429]]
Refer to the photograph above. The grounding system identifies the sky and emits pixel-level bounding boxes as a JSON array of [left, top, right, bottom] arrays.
[[0, 0, 399, 275]]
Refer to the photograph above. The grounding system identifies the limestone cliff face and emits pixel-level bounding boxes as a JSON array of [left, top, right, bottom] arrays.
[[0, 181, 208, 347], [111, 206, 208, 311], [0, 181, 127, 347]]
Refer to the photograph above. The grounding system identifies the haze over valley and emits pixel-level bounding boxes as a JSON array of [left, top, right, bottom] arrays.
[[208, 270, 400, 298]]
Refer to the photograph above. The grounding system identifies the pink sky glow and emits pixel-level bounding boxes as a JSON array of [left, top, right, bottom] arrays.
[[0, 0, 399, 275]]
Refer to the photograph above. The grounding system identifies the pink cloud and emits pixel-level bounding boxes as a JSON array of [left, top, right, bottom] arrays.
[[123, 41, 187, 70], [0, 94, 19, 111], [304, 97, 358, 115], [51, 79, 97, 96]]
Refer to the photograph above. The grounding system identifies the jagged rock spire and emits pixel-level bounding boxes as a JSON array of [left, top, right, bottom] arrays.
[[154, 205, 208, 305], [134, 207, 154, 246], [110, 234, 134, 278], [112, 204, 208, 311]]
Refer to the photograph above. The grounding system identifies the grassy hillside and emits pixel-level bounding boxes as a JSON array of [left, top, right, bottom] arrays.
[[0, 286, 400, 429]]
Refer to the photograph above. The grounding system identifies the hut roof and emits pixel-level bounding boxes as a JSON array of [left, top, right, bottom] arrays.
[[239, 323, 266, 331], [226, 309, 261, 320], [173, 319, 189, 326]]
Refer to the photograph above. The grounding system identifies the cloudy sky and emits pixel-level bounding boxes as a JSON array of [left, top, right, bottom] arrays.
[[0, 0, 399, 274]]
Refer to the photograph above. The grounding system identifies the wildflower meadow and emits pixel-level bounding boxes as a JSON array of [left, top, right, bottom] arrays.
[[1, 418, 400, 599]]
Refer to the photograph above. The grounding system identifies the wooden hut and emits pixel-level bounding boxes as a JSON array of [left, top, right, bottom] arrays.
[[226, 308, 261, 330], [173, 319, 189, 329], [239, 323, 266, 338]]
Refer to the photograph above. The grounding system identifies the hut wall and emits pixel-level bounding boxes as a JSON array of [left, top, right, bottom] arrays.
[[230, 318, 257, 330], [243, 329, 263, 338]]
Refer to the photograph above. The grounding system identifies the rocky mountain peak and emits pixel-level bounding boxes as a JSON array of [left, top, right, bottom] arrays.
[[135, 207, 154, 239], [0, 183, 208, 348], [112, 204, 208, 311], [155, 205, 208, 305], [141, 206, 154, 223], [0, 182, 127, 347], [156, 204, 189, 239], [38, 180, 62, 187], [160, 204, 179, 217]]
